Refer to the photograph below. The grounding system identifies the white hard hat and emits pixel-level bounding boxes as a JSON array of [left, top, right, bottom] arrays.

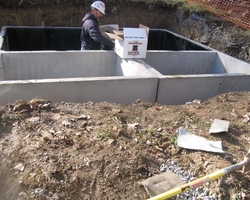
[[91, 1, 105, 15]]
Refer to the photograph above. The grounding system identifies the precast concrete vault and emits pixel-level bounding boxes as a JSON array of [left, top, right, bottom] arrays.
[[1, 26, 250, 105]]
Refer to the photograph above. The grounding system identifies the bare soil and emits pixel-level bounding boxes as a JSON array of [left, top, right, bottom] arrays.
[[0, 92, 250, 200]]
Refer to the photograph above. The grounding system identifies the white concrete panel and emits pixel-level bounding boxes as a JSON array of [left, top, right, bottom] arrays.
[[114, 56, 124, 76], [2, 51, 116, 80], [144, 51, 217, 75], [0, 77, 158, 105], [157, 74, 250, 105], [216, 51, 250, 74], [115, 58, 159, 77], [134, 59, 163, 77]]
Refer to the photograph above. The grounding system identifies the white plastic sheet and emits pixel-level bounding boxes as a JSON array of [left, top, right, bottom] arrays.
[[209, 119, 230, 134], [177, 127, 225, 153]]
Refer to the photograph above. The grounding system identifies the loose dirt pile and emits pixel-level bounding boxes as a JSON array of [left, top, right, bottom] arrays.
[[0, 92, 250, 200]]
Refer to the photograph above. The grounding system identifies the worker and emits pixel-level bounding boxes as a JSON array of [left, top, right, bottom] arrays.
[[80, 1, 114, 50]]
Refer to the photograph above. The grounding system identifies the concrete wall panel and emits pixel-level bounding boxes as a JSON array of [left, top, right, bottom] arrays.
[[157, 74, 250, 105], [144, 51, 217, 75], [215, 51, 250, 74], [115, 57, 160, 77], [0, 77, 158, 105], [2, 51, 116, 80]]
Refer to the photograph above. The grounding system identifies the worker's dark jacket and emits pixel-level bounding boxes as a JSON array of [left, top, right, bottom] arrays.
[[80, 13, 114, 50]]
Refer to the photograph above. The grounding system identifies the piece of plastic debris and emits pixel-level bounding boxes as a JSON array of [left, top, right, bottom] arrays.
[[177, 127, 225, 153], [107, 139, 115, 145], [185, 99, 202, 104], [14, 163, 25, 172], [62, 120, 71, 126], [192, 99, 202, 104], [127, 123, 139, 129], [34, 188, 44, 196], [209, 119, 230, 134], [243, 113, 250, 123], [19, 192, 27, 196], [157, 127, 162, 132]]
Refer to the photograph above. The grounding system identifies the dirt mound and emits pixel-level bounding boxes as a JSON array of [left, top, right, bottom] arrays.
[[0, 92, 249, 199]]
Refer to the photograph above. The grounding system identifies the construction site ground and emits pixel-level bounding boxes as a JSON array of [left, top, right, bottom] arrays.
[[0, 92, 250, 200], [0, 0, 250, 200]]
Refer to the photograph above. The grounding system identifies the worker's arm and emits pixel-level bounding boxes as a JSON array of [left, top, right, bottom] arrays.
[[89, 21, 114, 49]]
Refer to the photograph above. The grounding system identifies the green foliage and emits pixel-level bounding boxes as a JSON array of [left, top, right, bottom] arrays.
[[180, 3, 205, 12], [97, 128, 111, 141], [137, 129, 147, 135], [1, 114, 23, 129], [135, 116, 141, 122], [128, 0, 205, 12], [148, 127, 154, 134], [170, 133, 177, 144]]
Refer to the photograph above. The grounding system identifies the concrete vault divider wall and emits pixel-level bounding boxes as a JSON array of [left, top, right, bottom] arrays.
[[1, 50, 250, 105], [0, 50, 159, 105]]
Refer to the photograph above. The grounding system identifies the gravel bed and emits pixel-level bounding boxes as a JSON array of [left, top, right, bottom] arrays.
[[160, 161, 218, 200]]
